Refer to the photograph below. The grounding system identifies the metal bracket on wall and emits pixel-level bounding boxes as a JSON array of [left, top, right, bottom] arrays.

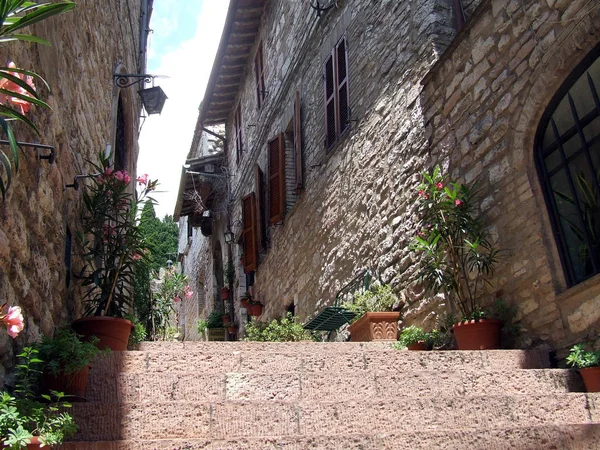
[[309, 0, 337, 17], [0, 140, 55, 164], [64, 173, 101, 191]]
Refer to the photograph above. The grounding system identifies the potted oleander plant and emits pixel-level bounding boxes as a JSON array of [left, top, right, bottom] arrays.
[[411, 166, 502, 350], [566, 343, 600, 392], [0, 348, 77, 449], [343, 283, 400, 342], [73, 150, 158, 351], [36, 328, 104, 401]]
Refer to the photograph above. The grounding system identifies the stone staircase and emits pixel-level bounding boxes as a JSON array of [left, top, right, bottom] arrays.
[[59, 342, 600, 449]]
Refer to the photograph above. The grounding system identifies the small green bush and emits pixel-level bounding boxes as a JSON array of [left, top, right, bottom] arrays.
[[197, 319, 208, 335], [37, 328, 103, 376], [127, 315, 147, 349], [244, 313, 316, 342], [396, 326, 427, 348]]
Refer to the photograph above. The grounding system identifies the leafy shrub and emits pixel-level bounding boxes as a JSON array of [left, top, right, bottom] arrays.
[[244, 313, 315, 342], [127, 315, 147, 349], [343, 283, 399, 321]]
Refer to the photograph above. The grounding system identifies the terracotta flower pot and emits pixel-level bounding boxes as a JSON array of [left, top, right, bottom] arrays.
[[452, 319, 502, 350], [227, 325, 238, 334], [41, 366, 90, 401], [241, 298, 250, 308], [580, 366, 600, 392], [221, 287, 230, 300], [348, 312, 401, 342], [407, 341, 428, 351], [71, 316, 133, 351], [247, 303, 263, 317], [222, 314, 231, 325], [2, 436, 41, 449]]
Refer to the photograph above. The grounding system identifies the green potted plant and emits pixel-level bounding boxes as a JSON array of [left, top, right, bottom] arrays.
[[396, 325, 429, 350], [36, 328, 105, 400], [566, 343, 600, 392], [196, 319, 208, 340], [0, 348, 77, 449], [73, 150, 158, 351], [206, 310, 225, 341], [240, 292, 251, 308], [343, 283, 400, 342], [411, 166, 501, 350]]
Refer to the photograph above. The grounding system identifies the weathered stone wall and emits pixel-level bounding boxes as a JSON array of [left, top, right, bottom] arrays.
[[220, 0, 456, 326], [0, 1, 145, 381], [421, 0, 600, 354]]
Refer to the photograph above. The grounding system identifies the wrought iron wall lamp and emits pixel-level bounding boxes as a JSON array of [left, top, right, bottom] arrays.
[[309, 0, 337, 16], [0, 140, 55, 164], [113, 73, 168, 115]]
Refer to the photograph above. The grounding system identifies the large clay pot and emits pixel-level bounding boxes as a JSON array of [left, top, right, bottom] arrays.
[[41, 366, 89, 401], [71, 316, 133, 351], [407, 341, 428, 351], [452, 319, 502, 350], [221, 287, 230, 300], [580, 366, 600, 392], [348, 312, 401, 342]]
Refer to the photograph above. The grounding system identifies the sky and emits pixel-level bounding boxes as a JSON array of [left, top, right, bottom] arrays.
[[138, 0, 230, 219]]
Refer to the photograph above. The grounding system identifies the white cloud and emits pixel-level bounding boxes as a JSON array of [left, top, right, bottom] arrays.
[[138, 0, 230, 219]]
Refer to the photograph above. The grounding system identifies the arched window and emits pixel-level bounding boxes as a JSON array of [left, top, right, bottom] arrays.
[[536, 47, 600, 286]]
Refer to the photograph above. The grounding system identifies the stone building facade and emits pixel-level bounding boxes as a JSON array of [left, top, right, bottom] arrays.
[[176, 0, 600, 354], [0, 0, 153, 381]]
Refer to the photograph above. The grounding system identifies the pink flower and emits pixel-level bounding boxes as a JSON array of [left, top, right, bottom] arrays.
[[123, 173, 131, 184], [184, 285, 194, 299], [455, 199, 463, 206], [113, 171, 125, 182], [105, 167, 114, 176], [3, 306, 24, 338], [173, 297, 181, 303], [132, 253, 142, 261], [418, 190, 425, 197], [436, 182, 443, 189], [137, 174, 149, 185]]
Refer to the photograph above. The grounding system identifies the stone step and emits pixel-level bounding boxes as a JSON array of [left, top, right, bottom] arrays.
[[69, 393, 599, 441], [84, 368, 583, 403], [90, 349, 551, 375], [135, 341, 398, 352], [56, 423, 600, 449]]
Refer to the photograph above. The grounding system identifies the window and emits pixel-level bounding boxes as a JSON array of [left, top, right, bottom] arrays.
[[255, 42, 266, 109], [324, 36, 350, 149], [234, 105, 243, 164], [268, 134, 286, 224], [242, 193, 258, 273], [254, 164, 267, 250], [536, 50, 600, 286]]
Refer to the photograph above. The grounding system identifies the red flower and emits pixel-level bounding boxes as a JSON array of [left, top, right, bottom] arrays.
[[455, 199, 463, 206], [436, 182, 443, 189], [418, 190, 425, 197]]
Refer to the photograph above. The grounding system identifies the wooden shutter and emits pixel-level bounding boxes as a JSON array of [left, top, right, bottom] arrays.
[[336, 37, 350, 135], [293, 91, 303, 194], [254, 164, 267, 250], [242, 193, 257, 273], [235, 105, 243, 163], [268, 134, 286, 224], [324, 52, 336, 149], [255, 43, 265, 109]]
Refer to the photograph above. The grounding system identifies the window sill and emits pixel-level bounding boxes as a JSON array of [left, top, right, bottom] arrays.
[[555, 272, 600, 306]]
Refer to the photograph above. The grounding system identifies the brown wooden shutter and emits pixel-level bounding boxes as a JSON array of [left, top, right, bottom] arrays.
[[324, 52, 336, 149], [336, 37, 350, 135], [254, 164, 267, 250], [255, 43, 265, 109], [242, 193, 257, 273], [268, 134, 286, 224], [235, 105, 243, 163], [293, 91, 303, 194]]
